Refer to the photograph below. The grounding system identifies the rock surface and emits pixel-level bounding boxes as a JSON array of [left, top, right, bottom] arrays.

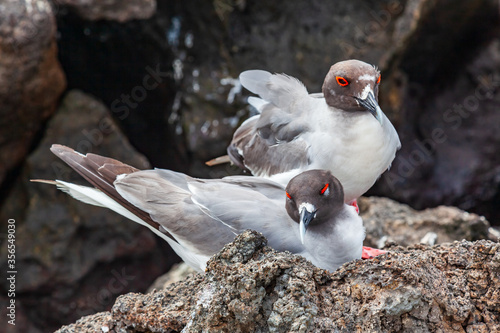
[[147, 196, 497, 294], [56, 230, 500, 332], [359, 196, 493, 248], [146, 262, 196, 293], [55, 312, 113, 333], [1, 1, 500, 331], [55, 0, 157, 22], [0, 90, 177, 332], [0, 0, 66, 186]]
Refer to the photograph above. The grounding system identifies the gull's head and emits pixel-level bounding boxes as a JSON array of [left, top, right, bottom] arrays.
[[285, 170, 345, 244], [322, 59, 384, 125]]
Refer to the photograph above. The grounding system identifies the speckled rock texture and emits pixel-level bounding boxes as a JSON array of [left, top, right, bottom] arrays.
[[55, 312, 112, 333], [56, 230, 500, 333], [54, 0, 156, 22], [0, 0, 66, 185], [146, 262, 196, 293], [146, 197, 497, 295], [359, 196, 494, 248]]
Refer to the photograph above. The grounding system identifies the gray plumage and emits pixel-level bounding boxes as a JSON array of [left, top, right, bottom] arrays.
[[37, 145, 364, 272], [227, 60, 401, 203]]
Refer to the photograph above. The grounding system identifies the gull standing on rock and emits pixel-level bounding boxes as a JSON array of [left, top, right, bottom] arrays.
[[34, 145, 365, 272], [209, 60, 401, 205]]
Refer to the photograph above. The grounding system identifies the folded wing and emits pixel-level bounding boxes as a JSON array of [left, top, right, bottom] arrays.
[[228, 71, 313, 177]]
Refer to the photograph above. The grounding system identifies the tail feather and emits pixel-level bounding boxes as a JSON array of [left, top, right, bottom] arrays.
[[98, 163, 139, 184], [42, 179, 211, 269], [49, 144, 174, 241], [54, 180, 109, 208], [52, 181, 177, 242]]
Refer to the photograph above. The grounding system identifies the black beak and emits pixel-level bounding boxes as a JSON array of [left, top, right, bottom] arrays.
[[299, 207, 316, 244], [354, 92, 383, 125]]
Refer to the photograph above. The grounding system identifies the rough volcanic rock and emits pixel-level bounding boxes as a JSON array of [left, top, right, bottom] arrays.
[[148, 196, 496, 295], [3, 1, 500, 331], [359, 196, 493, 249], [0, 0, 66, 186], [54, 0, 157, 22], [0, 90, 177, 332], [56, 230, 500, 332], [146, 262, 196, 293], [55, 312, 112, 333]]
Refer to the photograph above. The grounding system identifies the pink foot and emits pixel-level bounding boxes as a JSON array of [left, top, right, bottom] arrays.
[[362, 246, 387, 259], [349, 199, 359, 214]]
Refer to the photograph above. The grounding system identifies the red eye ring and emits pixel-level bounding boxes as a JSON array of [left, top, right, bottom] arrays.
[[320, 183, 329, 195], [336, 76, 349, 87], [376, 74, 381, 84], [286, 192, 292, 200]]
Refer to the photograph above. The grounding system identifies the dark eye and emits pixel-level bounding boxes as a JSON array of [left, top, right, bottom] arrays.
[[336, 76, 349, 87], [320, 183, 329, 195], [376, 75, 381, 84]]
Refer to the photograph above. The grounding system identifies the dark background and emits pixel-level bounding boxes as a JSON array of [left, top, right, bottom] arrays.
[[0, 0, 499, 331]]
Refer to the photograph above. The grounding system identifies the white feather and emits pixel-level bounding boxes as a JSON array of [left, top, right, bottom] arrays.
[[266, 96, 400, 203], [308, 93, 324, 99], [238, 114, 259, 129], [53, 180, 209, 271], [55, 181, 108, 208], [298, 202, 316, 214], [234, 61, 401, 204], [247, 96, 267, 113], [358, 74, 375, 82], [239, 70, 273, 98], [240, 70, 308, 109]]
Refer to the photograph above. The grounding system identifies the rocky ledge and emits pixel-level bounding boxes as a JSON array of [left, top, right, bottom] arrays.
[[56, 230, 499, 333]]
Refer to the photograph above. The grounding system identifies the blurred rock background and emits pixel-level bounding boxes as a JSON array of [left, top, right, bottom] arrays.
[[0, 0, 498, 331]]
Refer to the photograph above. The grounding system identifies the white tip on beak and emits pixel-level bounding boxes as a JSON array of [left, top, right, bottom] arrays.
[[373, 104, 384, 125], [298, 203, 316, 245], [355, 90, 384, 126], [299, 219, 306, 245]]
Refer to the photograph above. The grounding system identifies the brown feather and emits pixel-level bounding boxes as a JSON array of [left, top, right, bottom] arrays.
[[50, 144, 175, 241]]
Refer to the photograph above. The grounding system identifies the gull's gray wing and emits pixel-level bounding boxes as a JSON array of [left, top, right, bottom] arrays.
[[115, 170, 302, 255], [228, 103, 311, 177], [239, 70, 308, 109], [228, 70, 313, 177], [187, 177, 303, 253], [114, 170, 238, 255]]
